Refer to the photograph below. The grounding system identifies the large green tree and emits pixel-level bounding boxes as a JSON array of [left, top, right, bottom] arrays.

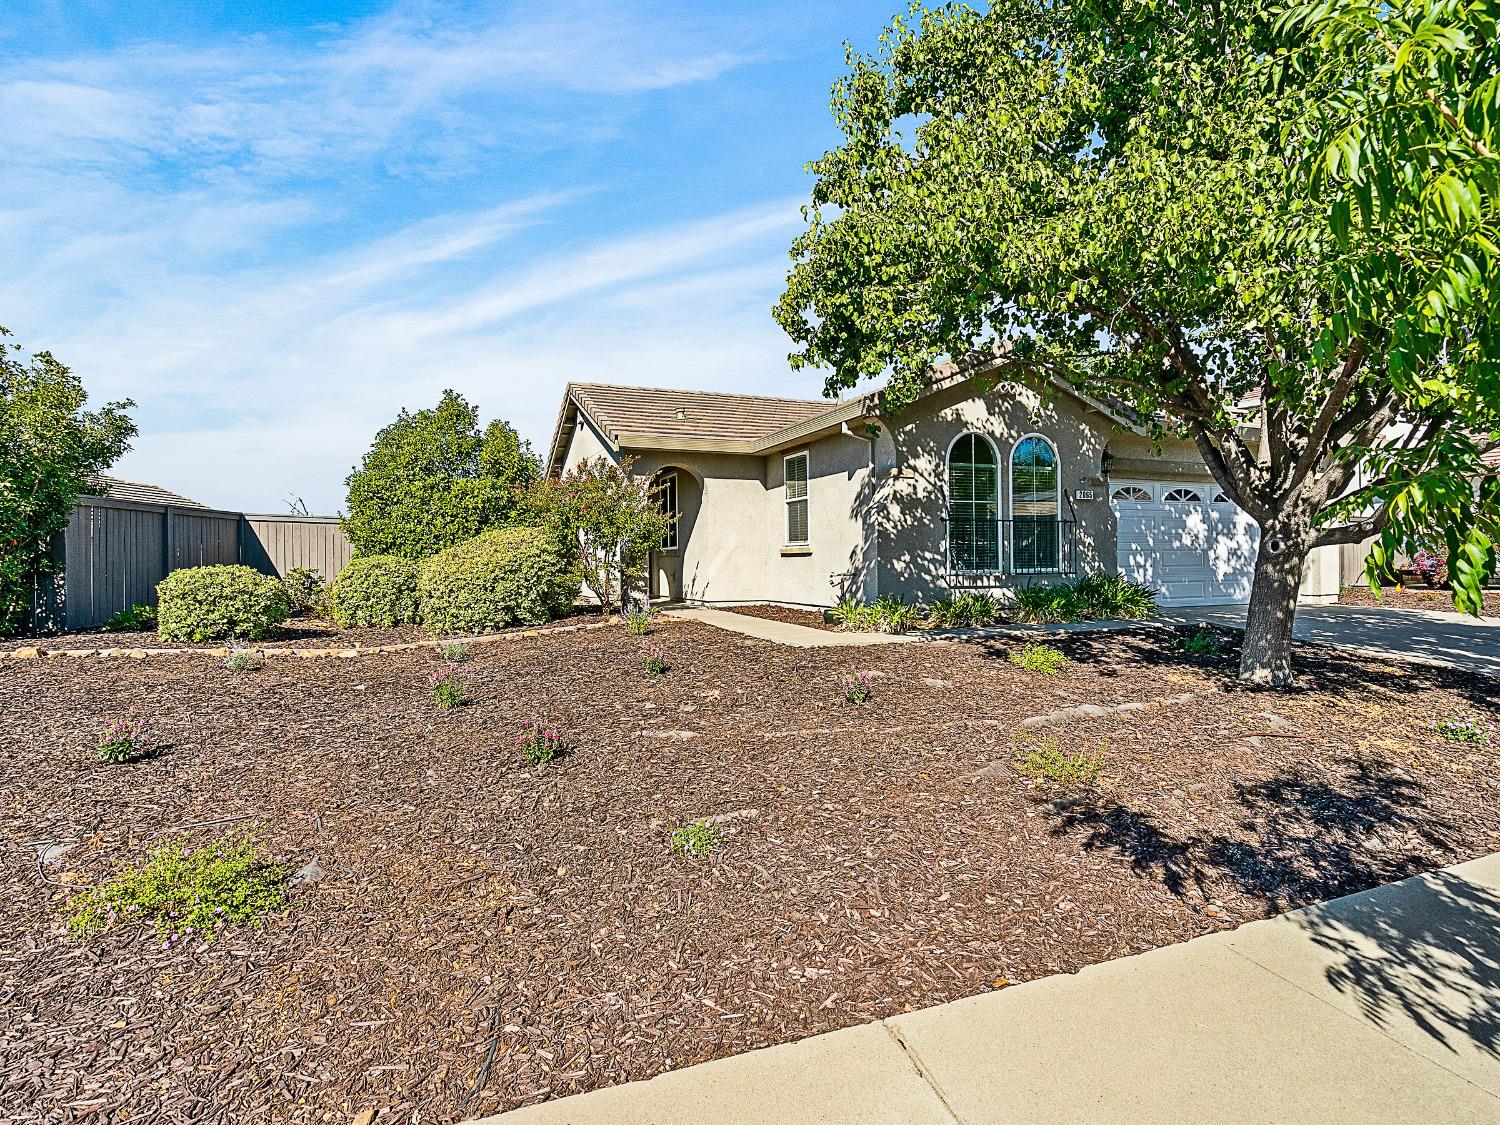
[[776, 0, 1499, 686], [0, 327, 136, 635], [343, 390, 539, 558]]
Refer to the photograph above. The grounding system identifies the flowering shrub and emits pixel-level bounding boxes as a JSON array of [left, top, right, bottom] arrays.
[[1412, 550, 1449, 588], [95, 710, 153, 764], [66, 831, 290, 941], [518, 716, 566, 765], [429, 667, 469, 709], [840, 671, 874, 704], [640, 639, 669, 676], [670, 819, 719, 858], [1434, 714, 1489, 745]]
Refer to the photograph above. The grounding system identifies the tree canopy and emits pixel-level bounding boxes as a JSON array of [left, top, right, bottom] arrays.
[[776, 0, 1499, 684], [0, 327, 136, 635], [343, 390, 539, 559]]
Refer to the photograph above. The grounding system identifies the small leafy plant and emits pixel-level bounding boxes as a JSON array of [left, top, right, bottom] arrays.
[[1014, 735, 1103, 787], [1434, 714, 1490, 745], [518, 716, 566, 765], [440, 641, 472, 663], [66, 830, 290, 941], [840, 671, 875, 704], [830, 594, 921, 633], [225, 645, 263, 672], [626, 608, 655, 636], [429, 666, 469, 709], [1009, 643, 1069, 674], [641, 639, 669, 676], [95, 710, 153, 764], [100, 603, 157, 633], [1177, 627, 1225, 657], [670, 819, 720, 858]]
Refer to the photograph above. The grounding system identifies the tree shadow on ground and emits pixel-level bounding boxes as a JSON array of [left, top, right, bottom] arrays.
[[1050, 758, 1500, 1059]]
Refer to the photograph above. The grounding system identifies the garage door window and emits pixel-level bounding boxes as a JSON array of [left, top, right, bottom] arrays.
[[1163, 487, 1203, 503], [1011, 435, 1060, 572], [948, 433, 1000, 571], [1111, 486, 1151, 502]]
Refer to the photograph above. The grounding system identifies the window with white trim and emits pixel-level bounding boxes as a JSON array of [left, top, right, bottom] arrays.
[[948, 433, 1000, 571], [1011, 435, 1061, 571], [1111, 486, 1151, 502], [1163, 487, 1203, 503], [784, 452, 809, 545]]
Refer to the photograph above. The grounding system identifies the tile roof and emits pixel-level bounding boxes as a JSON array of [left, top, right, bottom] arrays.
[[569, 383, 838, 444], [86, 474, 207, 509]]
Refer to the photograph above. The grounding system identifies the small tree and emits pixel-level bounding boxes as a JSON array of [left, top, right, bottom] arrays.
[[0, 328, 136, 635], [530, 457, 672, 616], [343, 390, 539, 559]]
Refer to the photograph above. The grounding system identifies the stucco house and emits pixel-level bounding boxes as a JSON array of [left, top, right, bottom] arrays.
[[544, 364, 1345, 609]]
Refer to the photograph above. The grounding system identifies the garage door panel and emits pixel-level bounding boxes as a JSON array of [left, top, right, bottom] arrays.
[[1111, 480, 1257, 606]]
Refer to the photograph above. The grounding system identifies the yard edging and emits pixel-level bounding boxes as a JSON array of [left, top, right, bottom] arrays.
[[6, 617, 621, 662]]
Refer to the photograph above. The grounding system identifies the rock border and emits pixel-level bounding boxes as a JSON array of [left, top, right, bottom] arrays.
[[6, 618, 621, 662]]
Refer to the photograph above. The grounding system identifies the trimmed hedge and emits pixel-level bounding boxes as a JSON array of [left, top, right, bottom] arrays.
[[327, 555, 422, 629], [418, 526, 578, 634], [156, 565, 291, 642]]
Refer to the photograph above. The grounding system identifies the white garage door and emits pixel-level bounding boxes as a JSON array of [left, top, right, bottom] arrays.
[[1110, 480, 1258, 606]]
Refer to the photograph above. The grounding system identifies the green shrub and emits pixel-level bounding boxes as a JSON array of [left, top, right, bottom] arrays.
[[626, 608, 655, 636], [439, 641, 472, 662], [670, 819, 720, 858], [418, 526, 579, 634], [100, 603, 156, 633], [225, 646, 263, 673], [1012, 583, 1087, 624], [831, 594, 921, 633], [281, 567, 326, 616], [156, 565, 291, 643], [1009, 642, 1070, 674], [1014, 735, 1103, 787], [1434, 714, 1489, 745], [429, 667, 468, 709], [1073, 573, 1157, 619], [518, 717, 565, 765], [66, 830, 289, 941], [327, 555, 422, 629], [929, 591, 1003, 628], [840, 671, 874, 703], [641, 639, 669, 676], [1176, 626, 1225, 657]]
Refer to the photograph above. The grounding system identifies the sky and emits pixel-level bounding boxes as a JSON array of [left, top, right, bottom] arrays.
[[0, 0, 901, 513]]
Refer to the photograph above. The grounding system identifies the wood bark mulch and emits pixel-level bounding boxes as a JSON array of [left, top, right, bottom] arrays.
[[0, 612, 608, 654], [719, 603, 837, 631], [1339, 585, 1499, 617], [4, 622, 1498, 1122]]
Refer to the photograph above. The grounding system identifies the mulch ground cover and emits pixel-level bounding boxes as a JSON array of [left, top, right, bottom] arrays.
[[0, 612, 606, 653], [4, 621, 1499, 1123], [720, 603, 836, 630], [1339, 585, 1499, 617]]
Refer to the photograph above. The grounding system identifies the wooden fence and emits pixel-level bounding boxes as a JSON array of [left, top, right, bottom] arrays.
[[27, 497, 351, 633]]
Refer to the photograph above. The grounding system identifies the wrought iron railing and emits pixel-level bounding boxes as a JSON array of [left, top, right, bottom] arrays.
[[945, 518, 1078, 582]]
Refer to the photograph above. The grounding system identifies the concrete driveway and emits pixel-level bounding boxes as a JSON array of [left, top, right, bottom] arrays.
[[1157, 602, 1500, 678]]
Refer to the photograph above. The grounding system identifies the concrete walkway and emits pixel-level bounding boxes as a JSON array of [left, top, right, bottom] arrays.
[[663, 607, 920, 648], [473, 853, 1500, 1124], [1159, 603, 1500, 678]]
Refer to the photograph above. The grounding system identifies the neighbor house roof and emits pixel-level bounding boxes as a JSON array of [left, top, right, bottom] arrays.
[[548, 383, 857, 474], [86, 474, 207, 509]]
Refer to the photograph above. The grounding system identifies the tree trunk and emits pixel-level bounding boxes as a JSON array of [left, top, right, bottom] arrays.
[[1238, 527, 1310, 687]]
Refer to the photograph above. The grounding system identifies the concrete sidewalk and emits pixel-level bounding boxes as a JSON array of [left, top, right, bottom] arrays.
[[473, 854, 1500, 1124]]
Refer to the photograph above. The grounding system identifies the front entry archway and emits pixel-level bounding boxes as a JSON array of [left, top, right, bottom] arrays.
[[648, 466, 701, 603]]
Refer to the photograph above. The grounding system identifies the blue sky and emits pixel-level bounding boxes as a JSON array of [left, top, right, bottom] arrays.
[[0, 1, 900, 512]]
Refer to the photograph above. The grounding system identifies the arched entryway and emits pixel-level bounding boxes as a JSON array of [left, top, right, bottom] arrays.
[[648, 466, 702, 603]]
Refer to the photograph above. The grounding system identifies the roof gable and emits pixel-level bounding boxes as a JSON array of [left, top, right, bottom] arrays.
[[86, 474, 207, 509]]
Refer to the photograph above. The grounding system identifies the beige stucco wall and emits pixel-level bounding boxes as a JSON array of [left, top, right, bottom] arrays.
[[626, 433, 874, 608], [872, 380, 1117, 603]]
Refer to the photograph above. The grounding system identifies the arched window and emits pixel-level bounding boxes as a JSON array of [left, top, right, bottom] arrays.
[[1163, 487, 1203, 504], [1211, 490, 1232, 504], [1111, 486, 1152, 502], [1011, 435, 1060, 571], [948, 434, 999, 571], [653, 470, 680, 550]]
